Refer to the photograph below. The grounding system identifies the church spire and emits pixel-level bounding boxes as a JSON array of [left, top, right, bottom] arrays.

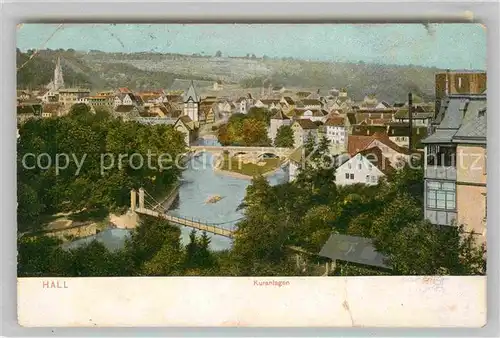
[[183, 80, 199, 103], [53, 56, 64, 90]]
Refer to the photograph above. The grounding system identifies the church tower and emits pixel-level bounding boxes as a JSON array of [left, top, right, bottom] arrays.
[[183, 81, 200, 122], [53, 57, 65, 90]]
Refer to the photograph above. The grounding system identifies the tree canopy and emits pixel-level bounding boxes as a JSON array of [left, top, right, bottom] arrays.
[[17, 105, 186, 232]]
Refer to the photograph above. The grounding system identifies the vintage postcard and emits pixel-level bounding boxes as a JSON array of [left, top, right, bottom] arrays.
[[16, 23, 487, 327]]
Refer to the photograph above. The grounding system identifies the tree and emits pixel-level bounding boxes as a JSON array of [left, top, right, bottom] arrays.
[[247, 107, 272, 124], [274, 125, 294, 148], [184, 229, 200, 269], [125, 216, 181, 272], [387, 222, 486, 275], [241, 118, 271, 146], [294, 135, 337, 202], [215, 50, 222, 57]]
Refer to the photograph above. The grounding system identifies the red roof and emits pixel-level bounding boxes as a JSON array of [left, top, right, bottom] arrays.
[[355, 146, 395, 175], [372, 132, 411, 155], [294, 119, 318, 130], [118, 87, 132, 94], [347, 135, 376, 156], [324, 117, 345, 126]]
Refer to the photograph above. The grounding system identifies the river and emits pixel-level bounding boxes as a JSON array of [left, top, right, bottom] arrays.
[[64, 136, 289, 252]]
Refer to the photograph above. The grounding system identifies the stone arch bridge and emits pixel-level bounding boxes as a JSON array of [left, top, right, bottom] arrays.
[[190, 145, 295, 159]]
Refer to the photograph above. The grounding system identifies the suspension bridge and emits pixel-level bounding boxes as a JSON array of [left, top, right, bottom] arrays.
[[131, 188, 242, 239]]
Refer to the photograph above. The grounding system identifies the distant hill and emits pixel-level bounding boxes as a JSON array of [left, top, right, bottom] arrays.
[[16, 49, 443, 102], [16, 49, 213, 92]]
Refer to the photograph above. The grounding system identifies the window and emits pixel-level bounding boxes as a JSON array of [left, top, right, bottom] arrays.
[[369, 164, 373, 171], [366, 175, 370, 182], [348, 163, 352, 169], [345, 173, 349, 179], [358, 163, 362, 170], [371, 176, 377, 183], [426, 181, 456, 210], [350, 173, 354, 180], [427, 145, 457, 167]]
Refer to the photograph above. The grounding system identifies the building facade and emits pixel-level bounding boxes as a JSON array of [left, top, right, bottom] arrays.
[[335, 147, 391, 186], [435, 71, 487, 114], [292, 119, 318, 148], [422, 93, 486, 243], [58, 88, 90, 107], [268, 110, 292, 143]]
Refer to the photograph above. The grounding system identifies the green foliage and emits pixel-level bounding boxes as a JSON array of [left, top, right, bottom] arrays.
[[387, 222, 486, 275], [17, 110, 185, 231], [247, 107, 273, 124], [217, 113, 271, 147], [294, 135, 337, 202], [274, 125, 294, 148]]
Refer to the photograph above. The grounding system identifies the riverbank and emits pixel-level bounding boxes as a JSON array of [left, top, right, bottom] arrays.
[[213, 155, 286, 180]]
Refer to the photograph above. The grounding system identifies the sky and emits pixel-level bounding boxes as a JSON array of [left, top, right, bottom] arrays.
[[17, 23, 487, 69]]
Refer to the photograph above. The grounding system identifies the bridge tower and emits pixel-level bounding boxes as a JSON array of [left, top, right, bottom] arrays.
[[138, 188, 145, 210], [130, 189, 137, 211]]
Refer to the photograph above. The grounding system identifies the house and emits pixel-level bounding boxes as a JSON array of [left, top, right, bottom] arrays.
[[291, 119, 318, 148], [347, 132, 410, 167], [301, 99, 322, 110], [295, 91, 312, 99], [17, 90, 32, 101], [298, 109, 327, 122], [235, 97, 249, 114], [268, 110, 292, 143], [37, 89, 58, 103], [258, 99, 282, 111], [198, 102, 215, 124], [393, 106, 434, 127], [58, 88, 90, 107], [353, 108, 398, 124], [113, 92, 142, 108], [113, 105, 140, 121], [319, 117, 347, 153], [351, 124, 387, 137], [385, 123, 428, 149], [174, 115, 198, 146], [335, 146, 394, 186], [183, 81, 200, 122], [88, 94, 114, 107], [41, 103, 63, 118], [421, 93, 486, 244], [435, 71, 487, 113], [117, 87, 133, 94]]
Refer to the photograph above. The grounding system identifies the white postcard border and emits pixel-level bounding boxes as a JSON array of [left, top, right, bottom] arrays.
[[2, 0, 499, 335]]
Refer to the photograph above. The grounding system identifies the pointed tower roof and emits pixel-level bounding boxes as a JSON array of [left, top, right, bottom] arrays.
[[53, 56, 64, 90], [183, 81, 199, 103]]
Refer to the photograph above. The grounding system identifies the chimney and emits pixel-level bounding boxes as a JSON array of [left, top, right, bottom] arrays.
[[408, 92, 413, 151]]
